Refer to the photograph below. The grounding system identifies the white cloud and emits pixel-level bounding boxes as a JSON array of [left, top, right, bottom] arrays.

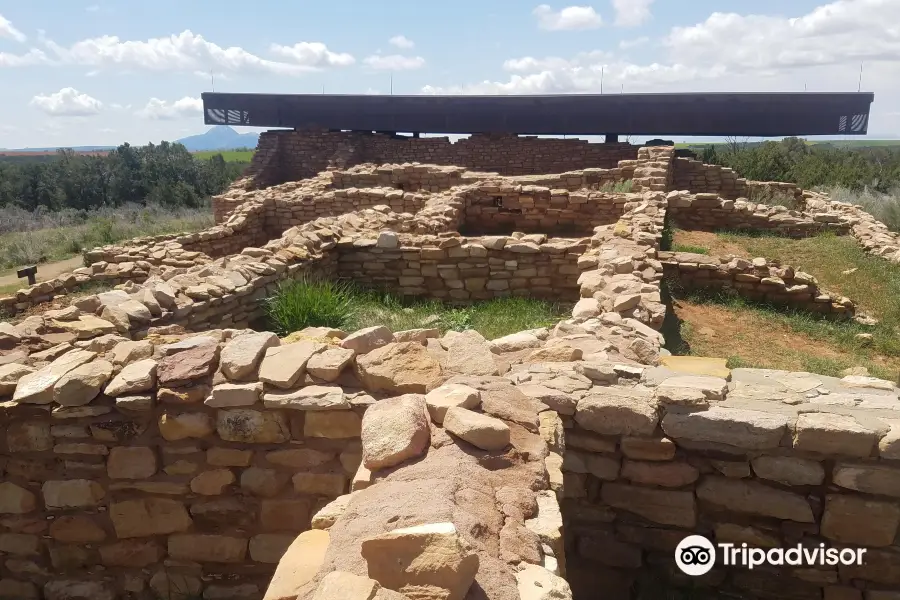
[[136, 97, 203, 120], [389, 35, 414, 49], [363, 54, 426, 70], [30, 88, 103, 117], [533, 5, 602, 31], [269, 42, 355, 68], [0, 13, 26, 42], [0, 30, 353, 75], [612, 0, 654, 27], [619, 36, 649, 50]]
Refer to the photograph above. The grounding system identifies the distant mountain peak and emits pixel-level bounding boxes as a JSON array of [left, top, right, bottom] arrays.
[[177, 126, 259, 151]]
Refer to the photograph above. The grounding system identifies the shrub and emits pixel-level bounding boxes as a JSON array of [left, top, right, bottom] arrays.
[[264, 277, 355, 336]]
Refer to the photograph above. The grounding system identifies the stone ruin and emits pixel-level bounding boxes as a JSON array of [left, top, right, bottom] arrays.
[[1, 134, 900, 600]]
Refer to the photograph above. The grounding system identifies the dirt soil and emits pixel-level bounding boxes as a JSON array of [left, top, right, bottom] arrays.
[[673, 299, 900, 376], [0, 256, 86, 292], [673, 230, 752, 257]]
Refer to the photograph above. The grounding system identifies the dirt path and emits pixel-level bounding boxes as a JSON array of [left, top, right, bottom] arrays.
[[0, 256, 85, 291]]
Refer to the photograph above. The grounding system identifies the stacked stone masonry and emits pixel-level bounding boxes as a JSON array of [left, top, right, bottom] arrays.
[[2, 136, 900, 599]]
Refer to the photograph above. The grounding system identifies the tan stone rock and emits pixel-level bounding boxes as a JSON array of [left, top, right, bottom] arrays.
[[266, 448, 334, 468], [0, 579, 38, 600], [355, 342, 444, 394], [833, 462, 900, 497], [292, 472, 346, 497], [99, 539, 164, 567], [149, 571, 202, 600], [258, 341, 325, 389], [263, 385, 349, 410], [394, 328, 440, 344], [104, 358, 157, 396], [442, 330, 498, 376], [217, 409, 290, 443], [44, 580, 114, 600], [48, 515, 106, 543], [220, 331, 279, 380], [425, 383, 481, 424], [159, 411, 215, 441], [110, 340, 153, 366], [203, 583, 261, 600], [517, 564, 573, 600], [341, 325, 394, 354], [662, 406, 791, 450], [714, 523, 781, 548], [205, 382, 262, 407], [751, 456, 824, 486], [601, 483, 696, 527], [207, 447, 253, 467], [0, 533, 39, 556], [241, 468, 289, 498], [362, 394, 430, 469], [575, 387, 658, 436], [517, 383, 576, 416], [107, 446, 157, 479], [794, 413, 876, 457], [311, 493, 354, 530], [361, 522, 479, 600], [311, 571, 379, 600], [158, 383, 210, 404], [620, 436, 675, 461], [41, 480, 105, 510], [304, 411, 362, 439], [697, 476, 814, 522], [191, 469, 236, 495], [7, 421, 52, 452], [821, 494, 900, 547], [262, 529, 330, 600], [0, 364, 34, 395], [307, 347, 356, 382], [562, 450, 620, 480], [13, 350, 96, 404], [249, 533, 295, 564], [260, 498, 311, 531], [109, 497, 193, 538], [168, 534, 247, 563], [526, 343, 583, 363], [52, 359, 113, 406], [621, 460, 699, 488], [443, 407, 510, 451]]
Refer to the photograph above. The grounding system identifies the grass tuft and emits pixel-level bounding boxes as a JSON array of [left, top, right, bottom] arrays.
[[264, 279, 568, 340], [671, 244, 709, 255]]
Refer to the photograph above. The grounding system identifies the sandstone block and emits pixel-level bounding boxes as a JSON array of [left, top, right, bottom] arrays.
[[621, 460, 699, 488], [157, 342, 219, 386], [266, 448, 333, 468], [444, 407, 510, 450], [0, 364, 34, 395], [311, 572, 380, 600], [207, 447, 253, 467], [794, 413, 876, 457], [7, 421, 52, 452], [517, 383, 576, 416], [662, 407, 791, 449], [99, 539, 164, 567], [0, 533, 39, 556], [149, 572, 202, 600], [220, 331, 279, 380], [601, 483, 696, 527], [575, 388, 658, 436], [107, 446, 157, 479], [110, 340, 153, 366], [241, 468, 289, 498], [292, 472, 346, 497], [261, 499, 311, 531], [311, 493, 354, 530], [53, 359, 113, 406], [620, 436, 676, 461], [44, 581, 114, 600], [361, 522, 479, 600], [355, 342, 444, 394], [262, 530, 330, 600], [105, 358, 157, 396], [697, 476, 814, 522], [49, 515, 106, 543], [217, 409, 290, 443], [258, 341, 325, 389], [0, 483, 37, 514], [249, 533, 295, 564], [306, 347, 356, 382], [425, 383, 481, 424], [263, 385, 349, 410], [205, 382, 262, 407], [751, 456, 824, 486], [168, 534, 247, 563], [362, 394, 430, 469], [341, 326, 394, 354], [42, 480, 104, 510], [0, 579, 38, 600], [13, 350, 97, 404], [304, 411, 362, 439], [442, 330, 498, 376], [109, 498, 193, 538], [159, 383, 210, 404], [159, 411, 214, 441], [562, 450, 620, 480], [191, 469, 236, 495], [833, 462, 900, 497], [821, 494, 900, 547]]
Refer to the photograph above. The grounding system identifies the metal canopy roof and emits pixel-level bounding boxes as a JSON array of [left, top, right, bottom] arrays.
[[201, 92, 875, 137]]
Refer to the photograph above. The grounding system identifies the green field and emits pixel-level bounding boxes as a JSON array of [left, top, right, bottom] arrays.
[[192, 149, 255, 162], [676, 139, 900, 150]]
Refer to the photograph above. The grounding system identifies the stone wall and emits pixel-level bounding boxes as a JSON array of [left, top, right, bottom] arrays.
[[666, 191, 850, 237], [559, 361, 900, 600], [245, 131, 639, 187], [659, 251, 855, 318], [673, 157, 801, 202], [336, 234, 589, 302]]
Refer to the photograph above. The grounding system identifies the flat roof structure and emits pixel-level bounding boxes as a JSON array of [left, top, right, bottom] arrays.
[[201, 92, 875, 137]]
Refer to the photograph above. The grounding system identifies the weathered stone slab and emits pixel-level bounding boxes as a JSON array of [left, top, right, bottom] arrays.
[[425, 383, 481, 424], [205, 382, 263, 407], [444, 407, 510, 451], [306, 347, 356, 382], [220, 331, 279, 380], [262, 530, 330, 600], [575, 387, 658, 436], [104, 358, 157, 396], [833, 462, 900, 497], [168, 534, 248, 563], [601, 483, 696, 528], [362, 394, 430, 470], [217, 409, 290, 443], [355, 342, 444, 394], [793, 413, 876, 457], [341, 326, 394, 354], [263, 385, 349, 410], [751, 456, 824, 486], [13, 350, 96, 404], [821, 494, 900, 547], [697, 476, 814, 522], [109, 498, 192, 538], [662, 407, 791, 450], [258, 341, 326, 389], [157, 342, 219, 386]]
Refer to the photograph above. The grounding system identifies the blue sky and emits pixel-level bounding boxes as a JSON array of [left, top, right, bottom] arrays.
[[1, 0, 898, 147]]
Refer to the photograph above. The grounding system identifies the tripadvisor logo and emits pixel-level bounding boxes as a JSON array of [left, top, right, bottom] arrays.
[[675, 535, 867, 576]]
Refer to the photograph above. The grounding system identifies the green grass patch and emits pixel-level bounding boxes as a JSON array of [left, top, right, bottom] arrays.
[[193, 150, 255, 162], [264, 277, 569, 340], [671, 244, 709, 255], [598, 180, 634, 193]]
